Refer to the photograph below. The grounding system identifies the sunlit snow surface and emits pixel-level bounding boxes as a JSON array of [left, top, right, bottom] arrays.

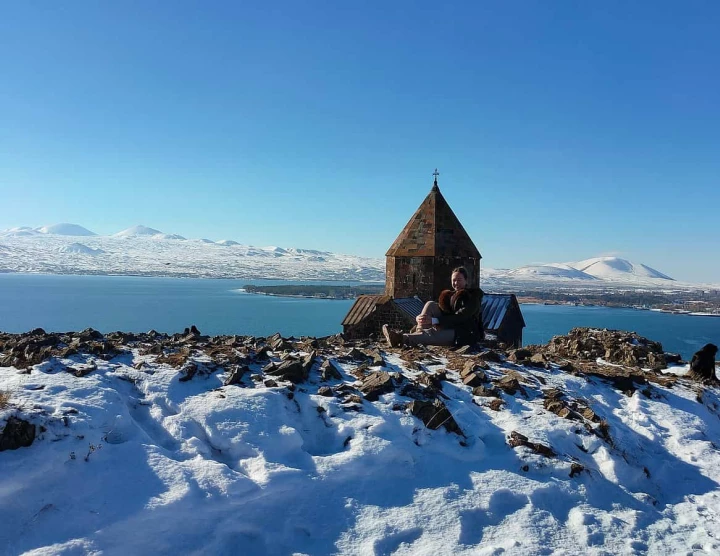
[[0, 233, 384, 281], [2, 350, 720, 555]]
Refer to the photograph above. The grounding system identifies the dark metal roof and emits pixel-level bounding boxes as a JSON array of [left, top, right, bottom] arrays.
[[482, 293, 526, 331], [393, 297, 425, 320], [341, 295, 391, 326]]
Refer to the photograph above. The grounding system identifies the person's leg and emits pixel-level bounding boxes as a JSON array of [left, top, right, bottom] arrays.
[[402, 327, 455, 347], [419, 301, 444, 321]]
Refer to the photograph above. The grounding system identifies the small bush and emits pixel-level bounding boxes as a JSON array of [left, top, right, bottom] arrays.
[[0, 390, 10, 409]]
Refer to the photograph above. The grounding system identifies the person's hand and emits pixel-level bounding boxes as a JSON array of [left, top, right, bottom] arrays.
[[416, 314, 431, 328]]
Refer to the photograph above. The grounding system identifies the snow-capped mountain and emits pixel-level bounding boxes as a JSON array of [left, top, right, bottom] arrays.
[[570, 256, 674, 281], [112, 225, 164, 238], [36, 223, 96, 236]]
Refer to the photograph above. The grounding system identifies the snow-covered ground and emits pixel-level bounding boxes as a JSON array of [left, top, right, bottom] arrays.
[[2, 336, 720, 555]]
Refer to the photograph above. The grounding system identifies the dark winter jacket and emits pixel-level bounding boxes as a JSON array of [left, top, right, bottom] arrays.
[[437, 288, 484, 346]]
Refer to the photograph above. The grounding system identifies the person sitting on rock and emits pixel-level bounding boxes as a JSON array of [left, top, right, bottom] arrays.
[[382, 267, 483, 348]]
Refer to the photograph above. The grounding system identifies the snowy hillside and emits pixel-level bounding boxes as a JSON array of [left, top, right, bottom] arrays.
[[0, 224, 701, 287], [0, 226, 384, 282], [1, 329, 719, 554]]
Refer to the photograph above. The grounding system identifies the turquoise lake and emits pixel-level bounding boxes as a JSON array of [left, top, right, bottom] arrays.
[[1, 274, 718, 360]]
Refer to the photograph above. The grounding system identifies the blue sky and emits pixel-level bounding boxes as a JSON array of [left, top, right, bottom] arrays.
[[1, 1, 718, 282]]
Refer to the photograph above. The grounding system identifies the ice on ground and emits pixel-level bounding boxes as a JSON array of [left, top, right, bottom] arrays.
[[2, 340, 720, 555]]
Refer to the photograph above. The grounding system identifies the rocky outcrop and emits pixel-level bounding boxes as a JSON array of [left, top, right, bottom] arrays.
[[543, 327, 667, 370], [0, 417, 35, 451]]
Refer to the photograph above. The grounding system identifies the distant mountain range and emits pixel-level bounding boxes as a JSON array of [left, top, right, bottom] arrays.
[[0, 222, 708, 288]]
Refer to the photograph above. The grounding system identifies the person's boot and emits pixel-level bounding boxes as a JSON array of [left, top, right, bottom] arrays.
[[382, 324, 403, 348]]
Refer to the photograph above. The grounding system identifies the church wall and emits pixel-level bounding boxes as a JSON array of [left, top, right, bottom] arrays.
[[385, 257, 436, 301]]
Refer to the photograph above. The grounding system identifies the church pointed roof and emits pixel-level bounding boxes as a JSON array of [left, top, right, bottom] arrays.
[[385, 178, 481, 259]]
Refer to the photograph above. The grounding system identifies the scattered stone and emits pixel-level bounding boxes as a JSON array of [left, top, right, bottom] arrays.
[[66, 362, 97, 378], [359, 371, 394, 401], [472, 385, 500, 398], [317, 386, 334, 397], [569, 463, 585, 478], [0, 417, 35, 451], [462, 373, 485, 388], [508, 431, 555, 458], [416, 371, 446, 391], [544, 399, 573, 419], [409, 399, 462, 435], [178, 362, 198, 382], [264, 378, 278, 388], [266, 360, 306, 384], [495, 375, 527, 397], [345, 347, 367, 361], [488, 399, 504, 411], [508, 348, 532, 363], [301, 351, 317, 378], [364, 349, 384, 366], [254, 345, 270, 360], [223, 365, 249, 386], [156, 347, 191, 368], [320, 359, 343, 381], [479, 350, 502, 363], [528, 353, 548, 368]]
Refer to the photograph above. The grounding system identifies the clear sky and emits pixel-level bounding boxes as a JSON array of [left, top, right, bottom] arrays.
[[1, 1, 718, 282]]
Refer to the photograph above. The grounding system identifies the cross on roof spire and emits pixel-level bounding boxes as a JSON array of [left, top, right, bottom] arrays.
[[433, 168, 439, 185]]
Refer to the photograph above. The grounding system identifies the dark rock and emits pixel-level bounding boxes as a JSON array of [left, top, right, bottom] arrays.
[[0, 417, 35, 451], [528, 353, 548, 368], [78, 328, 104, 342], [479, 350, 502, 363], [544, 399, 572, 419], [359, 371, 394, 401], [66, 362, 97, 378], [472, 385, 500, 398], [301, 351, 316, 378], [488, 399, 504, 411], [345, 347, 367, 361], [223, 365, 249, 386], [508, 348, 532, 363], [570, 463, 585, 478], [409, 399, 462, 435], [508, 431, 555, 458], [179, 363, 198, 382], [320, 359, 343, 381], [254, 345, 270, 360], [664, 352, 683, 364], [317, 386, 334, 397], [264, 378, 278, 388], [462, 373, 485, 388], [365, 349, 384, 366], [495, 375, 526, 396], [266, 360, 306, 383]]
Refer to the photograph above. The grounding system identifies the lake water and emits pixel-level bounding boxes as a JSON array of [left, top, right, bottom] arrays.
[[1, 274, 719, 360]]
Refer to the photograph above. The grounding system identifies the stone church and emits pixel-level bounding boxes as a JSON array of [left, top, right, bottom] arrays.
[[342, 172, 525, 346]]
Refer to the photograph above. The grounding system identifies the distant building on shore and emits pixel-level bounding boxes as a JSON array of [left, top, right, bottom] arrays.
[[342, 171, 525, 346]]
